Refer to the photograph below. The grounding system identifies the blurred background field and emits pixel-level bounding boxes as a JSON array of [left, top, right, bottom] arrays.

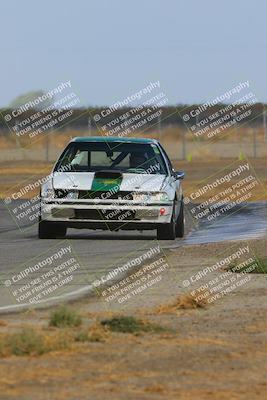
[[1, 125, 266, 201], [0, 124, 267, 163]]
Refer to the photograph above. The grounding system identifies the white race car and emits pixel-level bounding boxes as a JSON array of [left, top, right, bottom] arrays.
[[39, 136, 185, 240]]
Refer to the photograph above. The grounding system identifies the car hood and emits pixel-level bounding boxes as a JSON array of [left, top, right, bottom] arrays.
[[52, 172, 168, 192]]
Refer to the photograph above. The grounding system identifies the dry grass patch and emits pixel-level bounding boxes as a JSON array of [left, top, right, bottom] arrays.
[[0, 328, 72, 357], [74, 323, 109, 343], [144, 384, 165, 393], [0, 323, 108, 358], [157, 292, 208, 314]]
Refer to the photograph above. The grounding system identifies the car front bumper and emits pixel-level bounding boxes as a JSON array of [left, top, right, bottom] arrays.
[[41, 199, 174, 230]]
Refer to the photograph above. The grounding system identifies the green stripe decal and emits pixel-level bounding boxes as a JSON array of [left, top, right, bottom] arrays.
[[91, 177, 122, 192]]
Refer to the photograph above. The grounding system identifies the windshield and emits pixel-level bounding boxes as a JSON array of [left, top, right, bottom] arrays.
[[55, 142, 168, 174]]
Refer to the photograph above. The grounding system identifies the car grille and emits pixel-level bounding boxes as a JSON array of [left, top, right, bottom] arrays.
[[55, 189, 70, 198], [78, 190, 133, 200], [74, 209, 136, 221]]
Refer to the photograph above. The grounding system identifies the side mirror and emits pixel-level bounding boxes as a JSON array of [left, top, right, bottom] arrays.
[[174, 170, 185, 180]]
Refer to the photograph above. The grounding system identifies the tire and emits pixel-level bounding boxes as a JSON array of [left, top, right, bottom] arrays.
[[175, 200, 184, 238], [38, 220, 67, 239], [157, 204, 176, 240]]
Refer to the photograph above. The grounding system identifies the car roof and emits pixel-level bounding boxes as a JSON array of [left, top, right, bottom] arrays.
[[71, 136, 159, 144]]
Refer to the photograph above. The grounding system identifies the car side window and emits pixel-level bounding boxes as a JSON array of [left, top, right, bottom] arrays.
[[71, 150, 88, 166], [158, 144, 173, 174]]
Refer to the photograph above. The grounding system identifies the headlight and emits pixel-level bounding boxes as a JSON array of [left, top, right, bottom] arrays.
[[54, 190, 79, 199], [65, 191, 79, 199], [133, 192, 169, 202], [41, 187, 54, 199], [150, 192, 169, 202]]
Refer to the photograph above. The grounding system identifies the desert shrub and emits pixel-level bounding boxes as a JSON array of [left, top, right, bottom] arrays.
[[101, 316, 164, 334], [49, 306, 82, 328], [3, 328, 46, 356]]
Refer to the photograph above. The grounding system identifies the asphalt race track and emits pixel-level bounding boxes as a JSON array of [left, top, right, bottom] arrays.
[[0, 201, 266, 311]]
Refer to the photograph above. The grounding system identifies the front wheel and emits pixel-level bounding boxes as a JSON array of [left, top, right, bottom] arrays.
[[175, 200, 184, 238], [38, 220, 67, 239], [157, 206, 176, 240]]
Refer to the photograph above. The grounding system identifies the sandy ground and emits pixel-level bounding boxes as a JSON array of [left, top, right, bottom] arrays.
[[0, 238, 266, 400]]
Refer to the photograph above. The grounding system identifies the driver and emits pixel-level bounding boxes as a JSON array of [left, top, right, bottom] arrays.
[[129, 152, 147, 169]]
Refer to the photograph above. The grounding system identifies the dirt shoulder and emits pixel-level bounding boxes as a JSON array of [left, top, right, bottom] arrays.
[[0, 238, 266, 400]]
